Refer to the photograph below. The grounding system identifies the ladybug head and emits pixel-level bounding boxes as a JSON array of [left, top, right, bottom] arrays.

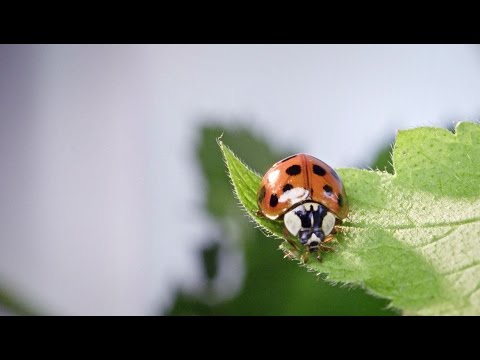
[[283, 202, 336, 246]]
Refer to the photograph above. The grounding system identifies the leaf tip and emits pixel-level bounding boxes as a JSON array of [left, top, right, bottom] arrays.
[[216, 132, 224, 148]]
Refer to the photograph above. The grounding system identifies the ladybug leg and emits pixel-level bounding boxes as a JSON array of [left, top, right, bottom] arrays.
[[282, 240, 300, 260], [316, 246, 334, 262], [282, 227, 304, 260], [320, 244, 335, 252], [332, 226, 346, 235], [322, 234, 335, 243], [332, 218, 345, 234], [332, 218, 346, 235], [281, 227, 312, 264], [283, 245, 309, 264], [315, 235, 336, 262], [256, 210, 266, 218], [301, 251, 310, 264], [283, 249, 296, 260]]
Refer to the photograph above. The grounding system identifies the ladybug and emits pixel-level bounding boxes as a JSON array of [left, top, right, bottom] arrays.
[[257, 154, 348, 261]]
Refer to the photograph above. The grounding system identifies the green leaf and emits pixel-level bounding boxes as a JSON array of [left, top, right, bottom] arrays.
[[218, 137, 285, 240], [168, 125, 396, 316], [371, 142, 394, 174], [219, 121, 480, 315]]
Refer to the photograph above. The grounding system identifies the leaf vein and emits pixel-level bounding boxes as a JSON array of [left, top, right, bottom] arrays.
[[344, 215, 480, 230], [442, 262, 480, 276], [413, 228, 456, 249]]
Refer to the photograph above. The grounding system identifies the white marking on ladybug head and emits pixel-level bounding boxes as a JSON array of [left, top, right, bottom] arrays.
[[308, 202, 319, 211], [278, 187, 309, 204], [267, 169, 280, 186], [308, 233, 320, 243], [284, 210, 301, 236], [322, 212, 336, 236]]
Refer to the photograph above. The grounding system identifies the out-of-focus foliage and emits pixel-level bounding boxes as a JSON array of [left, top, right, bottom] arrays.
[[0, 284, 37, 316], [167, 124, 397, 315]]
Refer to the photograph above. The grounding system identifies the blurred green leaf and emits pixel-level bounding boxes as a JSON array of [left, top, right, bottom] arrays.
[[220, 121, 480, 315], [0, 285, 37, 316]]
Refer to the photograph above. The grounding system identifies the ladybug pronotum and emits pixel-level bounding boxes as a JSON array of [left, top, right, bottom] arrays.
[[257, 154, 348, 261]]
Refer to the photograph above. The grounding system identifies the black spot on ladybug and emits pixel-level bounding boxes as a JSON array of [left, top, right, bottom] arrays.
[[258, 186, 266, 204], [269, 194, 278, 207], [313, 164, 326, 176], [323, 184, 333, 194], [282, 184, 293, 193], [280, 154, 297, 163], [331, 170, 341, 181], [286, 165, 301, 175], [337, 194, 343, 207]]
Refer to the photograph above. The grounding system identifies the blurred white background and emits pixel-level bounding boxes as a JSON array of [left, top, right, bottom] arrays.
[[0, 44, 479, 315]]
